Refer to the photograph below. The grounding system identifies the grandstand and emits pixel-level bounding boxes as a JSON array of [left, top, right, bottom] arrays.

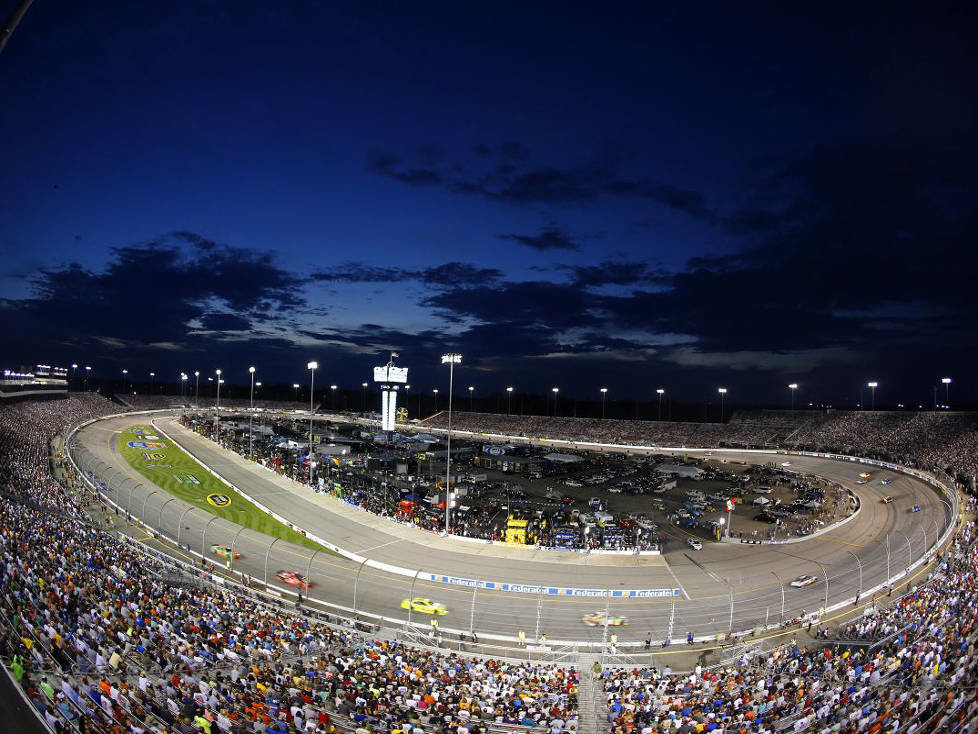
[[2, 395, 978, 733]]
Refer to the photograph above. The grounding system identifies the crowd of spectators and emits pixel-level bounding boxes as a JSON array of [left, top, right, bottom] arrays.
[[603, 518, 978, 732], [3, 395, 978, 733], [421, 410, 978, 486], [123, 395, 304, 412], [1, 395, 579, 734]]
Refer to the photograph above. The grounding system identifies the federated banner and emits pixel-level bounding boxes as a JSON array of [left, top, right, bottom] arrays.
[[424, 573, 679, 597]]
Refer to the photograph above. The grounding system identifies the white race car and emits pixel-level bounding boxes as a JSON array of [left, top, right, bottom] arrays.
[[790, 575, 818, 588]]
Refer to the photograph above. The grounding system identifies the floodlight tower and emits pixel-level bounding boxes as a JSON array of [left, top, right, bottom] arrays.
[[868, 381, 878, 411], [600, 387, 608, 418], [441, 353, 462, 534], [788, 383, 798, 411], [717, 387, 727, 421], [374, 353, 408, 433], [942, 377, 952, 408], [307, 362, 318, 486]]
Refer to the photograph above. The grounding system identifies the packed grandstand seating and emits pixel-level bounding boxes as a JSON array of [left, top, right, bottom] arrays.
[[2, 394, 978, 733], [421, 411, 978, 485], [122, 395, 306, 411]]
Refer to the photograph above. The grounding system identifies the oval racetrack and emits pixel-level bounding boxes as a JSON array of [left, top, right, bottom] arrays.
[[71, 412, 953, 646]]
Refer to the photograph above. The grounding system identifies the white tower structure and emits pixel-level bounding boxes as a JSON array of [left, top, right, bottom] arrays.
[[373, 353, 408, 432]]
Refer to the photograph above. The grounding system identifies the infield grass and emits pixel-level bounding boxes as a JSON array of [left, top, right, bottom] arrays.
[[117, 424, 335, 554]]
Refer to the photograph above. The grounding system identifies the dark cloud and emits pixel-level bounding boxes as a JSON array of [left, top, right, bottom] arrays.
[[1, 232, 304, 362], [311, 262, 500, 288], [498, 227, 581, 251], [420, 262, 502, 287], [423, 281, 599, 329], [605, 181, 717, 223], [200, 313, 251, 331], [368, 144, 716, 220], [563, 261, 652, 287], [311, 263, 410, 283]]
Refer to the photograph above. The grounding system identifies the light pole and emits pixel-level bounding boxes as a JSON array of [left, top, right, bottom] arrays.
[[404, 385, 410, 419], [84, 365, 91, 391], [942, 377, 952, 408], [717, 387, 727, 422], [868, 381, 878, 411], [249, 366, 256, 458], [215, 370, 222, 442], [788, 383, 798, 411], [600, 387, 608, 419], [330, 384, 337, 410], [361, 382, 368, 414], [292, 383, 300, 402], [441, 353, 462, 535], [122, 369, 128, 395], [468, 386, 474, 412], [506, 386, 513, 415], [181, 373, 187, 400], [552, 387, 559, 416], [656, 388, 665, 420], [433, 388, 439, 411], [71, 363, 77, 388], [307, 362, 318, 487], [194, 371, 199, 406], [149, 371, 155, 393]]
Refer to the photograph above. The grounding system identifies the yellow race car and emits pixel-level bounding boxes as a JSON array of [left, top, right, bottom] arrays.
[[582, 612, 628, 627], [400, 597, 448, 615]]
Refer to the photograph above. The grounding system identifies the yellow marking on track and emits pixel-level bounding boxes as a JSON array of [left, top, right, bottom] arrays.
[[136, 535, 154, 542]]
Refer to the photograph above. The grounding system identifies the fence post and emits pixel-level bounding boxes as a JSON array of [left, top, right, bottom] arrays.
[[202, 515, 218, 557], [177, 506, 194, 544], [263, 537, 281, 586], [352, 558, 369, 617], [159, 497, 177, 533]]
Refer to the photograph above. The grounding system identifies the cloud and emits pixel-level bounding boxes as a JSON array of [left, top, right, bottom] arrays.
[[563, 261, 652, 287], [368, 143, 717, 220], [200, 313, 252, 331], [497, 227, 581, 251], [311, 261, 500, 287], [0, 232, 305, 363]]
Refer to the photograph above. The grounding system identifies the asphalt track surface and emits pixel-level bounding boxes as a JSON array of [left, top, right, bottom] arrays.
[[71, 413, 953, 646]]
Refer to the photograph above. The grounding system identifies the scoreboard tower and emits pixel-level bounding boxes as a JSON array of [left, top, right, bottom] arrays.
[[373, 353, 408, 432]]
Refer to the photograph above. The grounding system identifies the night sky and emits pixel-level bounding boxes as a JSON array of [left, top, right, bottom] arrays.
[[1, 2, 975, 409]]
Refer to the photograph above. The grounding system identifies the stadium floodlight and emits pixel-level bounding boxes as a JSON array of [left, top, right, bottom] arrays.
[[506, 386, 514, 415], [942, 377, 952, 408], [248, 366, 257, 457], [600, 387, 608, 419], [440, 353, 462, 535], [306, 362, 318, 486], [867, 381, 878, 410], [717, 387, 727, 422], [656, 387, 665, 420], [788, 383, 798, 411], [292, 383, 300, 402], [468, 385, 475, 411], [551, 387, 559, 417]]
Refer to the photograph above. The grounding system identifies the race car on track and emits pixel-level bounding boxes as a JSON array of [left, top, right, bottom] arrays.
[[880, 478, 892, 486], [400, 597, 448, 615], [582, 611, 629, 627], [790, 575, 819, 588], [276, 571, 311, 589], [209, 545, 241, 560]]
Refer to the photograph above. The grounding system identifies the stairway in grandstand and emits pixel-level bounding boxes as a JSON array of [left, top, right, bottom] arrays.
[[577, 653, 602, 734]]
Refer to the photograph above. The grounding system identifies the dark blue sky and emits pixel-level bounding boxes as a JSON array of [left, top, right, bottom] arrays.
[[1, 2, 975, 408]]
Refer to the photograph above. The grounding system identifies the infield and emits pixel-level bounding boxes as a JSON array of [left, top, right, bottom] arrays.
[[117, 423, 333, 553]]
